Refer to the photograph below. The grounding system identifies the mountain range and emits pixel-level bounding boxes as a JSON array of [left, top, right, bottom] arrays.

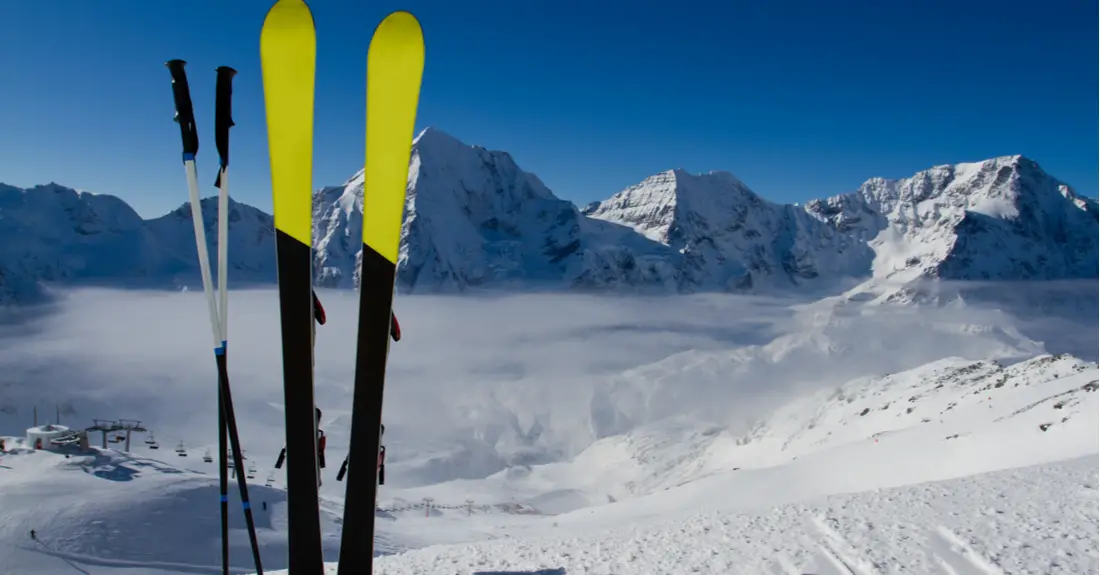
[[0, 128, 1095, 304]]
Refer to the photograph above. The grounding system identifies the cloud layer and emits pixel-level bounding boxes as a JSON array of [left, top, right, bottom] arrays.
[[0, 285, 1091, 493]]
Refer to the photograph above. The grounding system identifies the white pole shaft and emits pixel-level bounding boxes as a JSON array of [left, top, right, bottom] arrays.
[[183, 160, 221, 349], [217, 167, 230, 344]]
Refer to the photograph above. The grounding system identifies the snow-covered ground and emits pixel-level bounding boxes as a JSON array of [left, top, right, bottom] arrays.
[[0, 444, 342, 575], [0, 288, 1096, 574], [365, 456, 1098, 575]]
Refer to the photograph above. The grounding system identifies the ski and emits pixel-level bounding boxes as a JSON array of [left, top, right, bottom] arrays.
[[260, 1, 323, 574], [165, 60, 264, 575], [337, 11, 425, 575]]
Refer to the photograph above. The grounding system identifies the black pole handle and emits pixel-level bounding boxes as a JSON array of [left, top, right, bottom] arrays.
[[214, 66, 237, 171], [165, 59, 198, 159]]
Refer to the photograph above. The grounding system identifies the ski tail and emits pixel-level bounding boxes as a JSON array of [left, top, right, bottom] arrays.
[[261, 0, 323, 573], [337, 11, 425, 575]]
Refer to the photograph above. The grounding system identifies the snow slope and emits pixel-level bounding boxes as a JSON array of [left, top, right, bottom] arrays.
[[0, 443, 343, 575], [279, 352, 1098, 574], [382, 353, 1098, 514], [0, 286, 1094, 574], [2, 347, 1092, 575], [358, 457, 1098, 575]]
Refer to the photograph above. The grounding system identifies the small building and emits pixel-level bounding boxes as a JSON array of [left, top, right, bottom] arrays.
[[26, 424, 72, 451]]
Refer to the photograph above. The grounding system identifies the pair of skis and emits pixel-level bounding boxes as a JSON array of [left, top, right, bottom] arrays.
[[165, 62, 264, 575], [260, 0, 425, 574]]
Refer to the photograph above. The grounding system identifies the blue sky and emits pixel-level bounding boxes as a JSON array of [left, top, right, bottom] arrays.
[[0, 0, 1095, 218]]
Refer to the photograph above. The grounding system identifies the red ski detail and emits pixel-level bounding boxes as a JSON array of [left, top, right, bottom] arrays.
[[313, 290, 327, 325], [390, 313, 401, 341]]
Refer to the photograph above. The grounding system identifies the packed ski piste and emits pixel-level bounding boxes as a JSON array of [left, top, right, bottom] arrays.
[[165, 1, 423, 573]]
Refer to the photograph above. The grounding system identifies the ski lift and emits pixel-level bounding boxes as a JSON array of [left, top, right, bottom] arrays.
[[202, 449, 213, 464], [114, 434, 125, 442], [144, 433, 156, 445], [264, 472, 275, 487], [149, 439, 159, 450], [108, 435, 122, 444], [175, 441, 187, 457]]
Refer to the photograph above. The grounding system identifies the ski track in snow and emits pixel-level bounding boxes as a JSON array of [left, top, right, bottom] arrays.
[[20, 539, 247, 574], [323, 456, 1095, 575]]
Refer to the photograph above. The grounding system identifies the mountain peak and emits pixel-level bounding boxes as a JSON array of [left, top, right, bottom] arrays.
[[583, 168, 764, 244], [584, 168, 871, 290], [412, 126, 481, 159], [339, 127, 470, 188], [805, 154, 1098, 296], [413, 125, 457, 145]]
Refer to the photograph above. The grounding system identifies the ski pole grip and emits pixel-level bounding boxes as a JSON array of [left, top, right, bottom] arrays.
[[165, 59, 199, 158], [214, 66, 237, 169]]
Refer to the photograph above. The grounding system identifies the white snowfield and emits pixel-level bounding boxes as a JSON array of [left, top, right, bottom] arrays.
[[2, 346, 1094, 574], [362, 457, 1098, 575], [341, 354, 1098, 575], [0, 444, 344, 575]]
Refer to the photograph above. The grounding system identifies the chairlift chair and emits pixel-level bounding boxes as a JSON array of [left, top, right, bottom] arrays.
[[144, 433, 156, 445], [202, 449, 213, 463], [175, 441, 187, 457]]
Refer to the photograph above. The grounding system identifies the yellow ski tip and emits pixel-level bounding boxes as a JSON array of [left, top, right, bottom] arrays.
[[370, 11, 424, 54], [261, 0, 316, 246], [262, 0, 316, 37], [362, 10, 425, 264]]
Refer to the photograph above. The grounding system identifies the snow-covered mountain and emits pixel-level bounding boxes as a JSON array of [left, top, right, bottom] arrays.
[[1, 133, 1095, 300], [146, 196, 277, 285], [0, 183, 183, 304], [313, 128, 676, 292], [289, 134, 1099, 295], [804, 155, 1099, 303], [0, 184, 277, 304], [583, 169, 873, 291]]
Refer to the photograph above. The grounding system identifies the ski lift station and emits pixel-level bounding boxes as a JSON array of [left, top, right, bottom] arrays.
[[25, 424, 86, 451]]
